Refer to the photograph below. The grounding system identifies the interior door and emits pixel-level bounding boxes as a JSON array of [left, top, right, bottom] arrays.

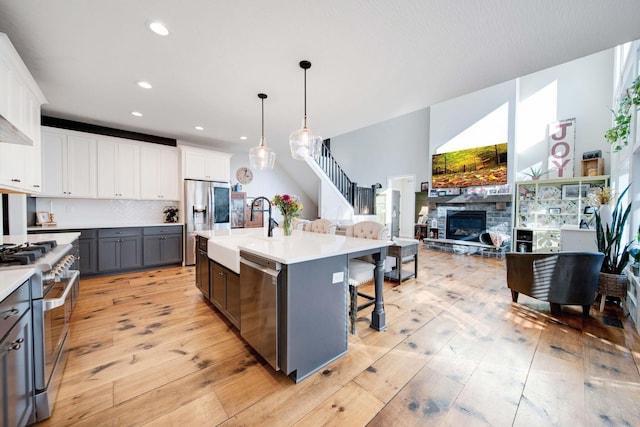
[[390, 190, 400, 238]]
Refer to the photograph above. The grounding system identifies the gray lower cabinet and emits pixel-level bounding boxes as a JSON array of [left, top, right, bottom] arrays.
[[195, 236, 210, 299], [31, 226, 182, 276], [78, 229, 98, 274], [0, 280, 35, 427], [209, 261, 240, 328], [98, 228, 143, 272], [143, 226, 183, 266]]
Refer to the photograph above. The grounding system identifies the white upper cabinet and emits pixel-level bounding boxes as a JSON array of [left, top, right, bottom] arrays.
[[41, 128, 97, 198], [140, 145, 180, 200], [0, 33, 46, 193], [182, 147, 231, 182], [97, 139, 140, 199], [0, 33, 46, 146], [37, 127, 231, 200], [0, 143, 26, 189]]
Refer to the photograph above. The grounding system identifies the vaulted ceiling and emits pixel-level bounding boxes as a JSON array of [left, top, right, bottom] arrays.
[[1, 1, 640, 189]]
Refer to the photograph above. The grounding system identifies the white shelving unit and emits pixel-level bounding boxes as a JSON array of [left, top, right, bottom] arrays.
[[513, 175, 609, 252]]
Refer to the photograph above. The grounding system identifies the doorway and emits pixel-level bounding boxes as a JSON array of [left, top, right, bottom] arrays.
[[387, 175, 416, 239]]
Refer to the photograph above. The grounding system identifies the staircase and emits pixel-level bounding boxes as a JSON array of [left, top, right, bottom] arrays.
[[313, 141, 377, 216]]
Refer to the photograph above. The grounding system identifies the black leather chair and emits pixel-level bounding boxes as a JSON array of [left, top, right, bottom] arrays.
[[506, 252, 604, 316]]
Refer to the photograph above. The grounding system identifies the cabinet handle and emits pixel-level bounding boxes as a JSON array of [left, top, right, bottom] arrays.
[[218, 272, 224, 276], [8, 337, 24, 351], [33, 184, 40, 188], [2, 308, 19, 320], [11, 178, 21, 182]]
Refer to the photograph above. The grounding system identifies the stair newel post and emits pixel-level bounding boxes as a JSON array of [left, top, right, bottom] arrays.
[[350, 182, 357, 210]]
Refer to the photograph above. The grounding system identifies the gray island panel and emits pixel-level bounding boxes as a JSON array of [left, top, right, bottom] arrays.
[[280, 254, 348, 383]]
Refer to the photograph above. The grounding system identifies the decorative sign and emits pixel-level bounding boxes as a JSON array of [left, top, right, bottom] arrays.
[[547, 118, 575, 178]]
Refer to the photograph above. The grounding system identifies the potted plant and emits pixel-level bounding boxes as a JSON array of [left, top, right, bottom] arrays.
[[522, 166, 549, 180], [605, 75, 640, 152], [595, 184, 631, 274], [595, 184, 632, 307]]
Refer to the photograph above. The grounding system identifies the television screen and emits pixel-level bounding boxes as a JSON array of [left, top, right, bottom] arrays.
[[432, 142, 508, 188]]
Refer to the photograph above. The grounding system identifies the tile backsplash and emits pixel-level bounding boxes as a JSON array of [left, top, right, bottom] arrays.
[[34, 198, 179, 226]]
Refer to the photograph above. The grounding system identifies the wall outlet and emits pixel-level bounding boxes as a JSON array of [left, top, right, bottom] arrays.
[[332, 271, 344, 284]]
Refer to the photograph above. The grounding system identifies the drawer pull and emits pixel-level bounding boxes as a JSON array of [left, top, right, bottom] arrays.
[[2, 308, 20, 320]]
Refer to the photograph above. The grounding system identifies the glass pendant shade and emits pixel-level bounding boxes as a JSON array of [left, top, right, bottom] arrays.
[[249, 93, 275, 170], [289, 117, 322, 160], [290, 60, 321, 160], [249, 137, 276, 170]]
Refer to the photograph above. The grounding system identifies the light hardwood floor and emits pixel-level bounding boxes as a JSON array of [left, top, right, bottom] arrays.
[[38, 248, 640, 426]]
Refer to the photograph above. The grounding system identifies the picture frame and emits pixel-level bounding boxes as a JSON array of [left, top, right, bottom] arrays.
[[36, 211, 51, 224], [420, 182, 429, 192], [561, 184, 590, 200]]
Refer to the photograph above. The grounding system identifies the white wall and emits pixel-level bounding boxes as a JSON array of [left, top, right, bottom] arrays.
[[331, 108, 430, 193], [516, 49, 614, 178], [229, 153, 318, 223]]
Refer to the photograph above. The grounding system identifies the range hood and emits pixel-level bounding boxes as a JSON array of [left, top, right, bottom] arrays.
[[0, 112, 33, 146]]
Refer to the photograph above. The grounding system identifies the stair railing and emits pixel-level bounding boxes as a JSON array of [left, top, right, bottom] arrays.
[[315, 142, 376, 215]]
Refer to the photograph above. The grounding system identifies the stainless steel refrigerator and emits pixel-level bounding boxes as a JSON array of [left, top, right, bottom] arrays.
[[184, 179, 231, 265]]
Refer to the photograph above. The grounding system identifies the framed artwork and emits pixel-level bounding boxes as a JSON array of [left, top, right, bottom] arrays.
[[36, 211, 50, 224], [561, 184, 589, 199], [420, 182, 429, 192]]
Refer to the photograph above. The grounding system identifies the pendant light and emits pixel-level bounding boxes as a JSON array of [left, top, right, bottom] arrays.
[[249, 93, 276, 170], [289, 60, 322, 160]]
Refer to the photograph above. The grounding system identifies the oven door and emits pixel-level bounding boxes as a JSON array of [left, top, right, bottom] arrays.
[[33, 270, 78, 421], [41, 270, 78, 388]]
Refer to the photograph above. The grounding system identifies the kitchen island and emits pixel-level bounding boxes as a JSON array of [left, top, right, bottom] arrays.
[[195, 227, 389, 382]]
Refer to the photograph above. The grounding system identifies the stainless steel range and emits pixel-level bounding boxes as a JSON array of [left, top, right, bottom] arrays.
[[0, 238, 79, 422]]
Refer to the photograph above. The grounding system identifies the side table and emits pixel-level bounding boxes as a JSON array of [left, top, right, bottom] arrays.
[[384, 239, 418, 283]]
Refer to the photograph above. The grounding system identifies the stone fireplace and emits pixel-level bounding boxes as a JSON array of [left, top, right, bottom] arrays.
[[425, 194, 512, 254]]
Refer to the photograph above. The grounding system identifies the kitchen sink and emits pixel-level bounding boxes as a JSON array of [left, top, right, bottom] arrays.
[[207, 235, 265, 274]]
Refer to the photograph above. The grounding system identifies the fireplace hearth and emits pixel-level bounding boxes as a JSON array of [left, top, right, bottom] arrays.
[[446, 210, 486, 242]]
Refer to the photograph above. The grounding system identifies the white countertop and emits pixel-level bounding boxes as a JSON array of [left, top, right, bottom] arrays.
[[199, 228, 389, 265], [0, 268, 35, 301], [27, 222, 181, 231], [2, 232, 81, 246]]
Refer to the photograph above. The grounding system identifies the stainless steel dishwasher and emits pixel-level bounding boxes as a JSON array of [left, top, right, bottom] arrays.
[[240, 251, 281, 370]]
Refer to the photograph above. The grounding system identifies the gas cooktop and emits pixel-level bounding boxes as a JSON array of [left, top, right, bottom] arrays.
[[0, 240, 58, 266]]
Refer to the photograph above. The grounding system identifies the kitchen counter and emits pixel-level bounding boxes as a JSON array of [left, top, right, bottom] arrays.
[[27, 222, 179, 231], [197, 227, 390, 265], [2, 232, 81, 246], [0, 268, 35, 301]]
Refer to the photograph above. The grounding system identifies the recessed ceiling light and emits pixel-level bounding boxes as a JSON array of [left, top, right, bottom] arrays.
[[148, 21, 169, 36], [137, 81, 152, 89], [131, 111, 143, 117], [240, 136, 247, 140], [195, 126, 204, 131]]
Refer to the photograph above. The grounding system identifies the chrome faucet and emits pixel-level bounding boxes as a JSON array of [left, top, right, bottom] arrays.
[[250, 196, 276, 237]]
